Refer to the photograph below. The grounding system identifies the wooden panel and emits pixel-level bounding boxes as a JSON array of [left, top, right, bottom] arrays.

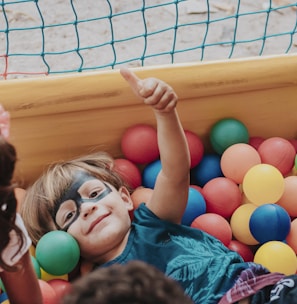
[[0, 54, 297, 186]]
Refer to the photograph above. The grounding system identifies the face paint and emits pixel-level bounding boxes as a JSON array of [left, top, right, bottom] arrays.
[[53, 171, 111, 231]]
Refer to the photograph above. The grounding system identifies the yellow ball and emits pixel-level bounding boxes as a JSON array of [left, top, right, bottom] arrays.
[[254, 241, 297, 275], [242, 164, 285, 205], [230, 204, 258, 245], [41, 268, 68, 281]]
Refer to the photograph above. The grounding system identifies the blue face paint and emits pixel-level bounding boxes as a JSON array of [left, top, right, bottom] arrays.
[[53, 171, 111, 231]]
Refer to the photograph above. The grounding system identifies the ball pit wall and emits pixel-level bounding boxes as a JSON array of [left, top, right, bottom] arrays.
[[0, 54, 297, 187]]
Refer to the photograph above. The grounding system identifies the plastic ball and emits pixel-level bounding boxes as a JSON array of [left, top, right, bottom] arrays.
[[289, 139, 297, 153], [258, 137, 296, 176], [41, 268, 68, 282], [48, 279, 72, 301], [121, 124, 159, 164], [31, 255, 41, 279], [184, 130, 204, 168], [191, 213, 232, 247], [286, 218, 297, 254], [228, 240, 254, 262], [131, 187, 153, 209], [142, 159, 162, 189], [191, 154, 223, 187], [114, 158, 142, 189], [221, 143, 261, 184], [277, 176, 297, 217], [249, 136, 265, 150], [38, 279, 58, 304], [242, 164, 285, 205], [254, 241, 297, 275], [36, 231, 80, 276], [181, 187, 206, 226], [202, 177, 242, 218], [0, 293, 8, 303], [230, 204, 258, 245], [210, 118, 249, 155], [249, 204, 291, 243]]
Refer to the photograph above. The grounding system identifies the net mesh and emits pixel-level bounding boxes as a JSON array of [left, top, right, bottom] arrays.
[[0, 0, 296, 79]]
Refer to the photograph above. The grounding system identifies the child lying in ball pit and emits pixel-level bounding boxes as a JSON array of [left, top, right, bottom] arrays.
[[0, 106, 43, 304], [21, 69, 297, 304]]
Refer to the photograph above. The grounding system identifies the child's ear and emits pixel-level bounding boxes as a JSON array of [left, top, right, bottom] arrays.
[[119, 186, 134, 211]]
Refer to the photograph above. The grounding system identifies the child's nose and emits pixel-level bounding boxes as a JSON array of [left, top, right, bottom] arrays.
[[81, 203, 98, 219]]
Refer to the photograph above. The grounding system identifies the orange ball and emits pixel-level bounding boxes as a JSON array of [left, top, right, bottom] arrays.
[[191, 213, 232, 246], [286, 218, 297, 254], [131, 187, 153, 209], [38, 279, 58, 304], [277, 176, 297, 217], [221, 143, 261, 184]]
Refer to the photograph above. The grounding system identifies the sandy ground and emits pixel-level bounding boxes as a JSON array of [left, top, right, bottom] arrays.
[[0, 0, 296, 79]]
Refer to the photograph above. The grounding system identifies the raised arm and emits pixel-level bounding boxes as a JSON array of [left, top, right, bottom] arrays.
[[120, 69, 190, 223]]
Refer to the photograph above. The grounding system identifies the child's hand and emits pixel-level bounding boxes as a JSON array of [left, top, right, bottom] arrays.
[[120, 68, 177, 113], [0, 104, 10, 140]]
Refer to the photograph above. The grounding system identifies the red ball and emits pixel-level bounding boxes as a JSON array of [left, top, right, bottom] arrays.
[[249, 136, 265, 150], [121, 124, 159, 164], [228, 240, 254, 262], [202, 177, 242, 219], [114, 158, 142, 190], [48, 279, 72, 301], [191, 213, 232, 246], [38, 279, 58, 304], [289, 139, 297, 153], [258, 137, 295, 176], [184, 130, 204, 168]]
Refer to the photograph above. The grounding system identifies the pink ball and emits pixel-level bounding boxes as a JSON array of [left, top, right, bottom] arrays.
[[191, 213, 232, 246], [184, 130, 204, 168], [202, 177, 242, 219], [121, 124, 159, 164], [114, 158, 142, 190], [47, 279, 71, 301], [289, 139, 297, 153], [220, 143, 261, 184], [277, 176, 297, 217], [228, 240, 254, 262], [38, 279, 58, 304], [258, 137, 295, 176]]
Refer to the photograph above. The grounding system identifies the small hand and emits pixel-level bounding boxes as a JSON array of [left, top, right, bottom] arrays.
[[120, 68, 177, 113], [0, 104, 10, 140]]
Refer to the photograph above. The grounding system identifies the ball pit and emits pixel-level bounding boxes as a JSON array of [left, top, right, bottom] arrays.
[[28, 114, 297, 291]]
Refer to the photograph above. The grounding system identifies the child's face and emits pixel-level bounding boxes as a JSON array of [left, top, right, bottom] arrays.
[[54, 171, 133, 263]]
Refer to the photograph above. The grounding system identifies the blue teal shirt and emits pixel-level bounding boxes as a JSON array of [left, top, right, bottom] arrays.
[[100, 203, 250, 303]]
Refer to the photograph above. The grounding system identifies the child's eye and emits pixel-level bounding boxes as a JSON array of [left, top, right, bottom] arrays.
[[89, 190, 102, 199], [64, 211, 75, 225]]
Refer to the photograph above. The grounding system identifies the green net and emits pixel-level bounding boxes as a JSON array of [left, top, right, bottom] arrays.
[[0, 0, 296, 79]]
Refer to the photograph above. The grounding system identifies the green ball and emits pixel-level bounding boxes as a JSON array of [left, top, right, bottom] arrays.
[[35, 231, 80, 276], [210, 118, 249, 154], [31, 255, 41, 279]]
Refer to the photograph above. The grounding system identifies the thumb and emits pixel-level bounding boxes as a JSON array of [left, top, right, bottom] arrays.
[[120, 68, 143, 95]]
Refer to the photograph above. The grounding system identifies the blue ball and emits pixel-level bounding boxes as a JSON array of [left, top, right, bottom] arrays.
[[190, 154, 223, 187], [249, 204, 291, 244], [182, 187, 206, 226], [142, 159, 162, 189]]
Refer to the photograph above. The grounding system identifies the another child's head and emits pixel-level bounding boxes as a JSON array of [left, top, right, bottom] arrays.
[[0, 135, 23, 271], [62, 260, 194, 304], [21, 152, 134, 262]]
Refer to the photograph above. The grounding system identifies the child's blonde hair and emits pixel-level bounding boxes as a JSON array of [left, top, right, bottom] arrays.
[[21, 152, 128, 246]]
